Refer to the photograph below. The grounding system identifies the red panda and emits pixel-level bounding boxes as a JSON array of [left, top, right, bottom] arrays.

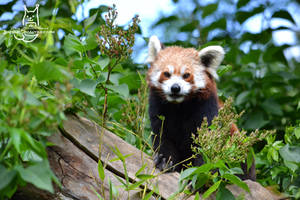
[[146, 36, 255, 180]]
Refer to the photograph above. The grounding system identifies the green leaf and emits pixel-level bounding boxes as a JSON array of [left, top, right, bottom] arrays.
[[136, 174, 155, 180], [154, 15, 178, 26], [115, 175, 127, 187], [143, 191, 154, 200], [283, 160, 298, 172], [20, 150, 43, 162], [158, 115, 165, 121], [91, 186, 104, 200], [98, 57, 110, 70], [127, 180, 146, 191], [10, 128, 22, 153], [243, 112, 268, 129], [85, 31, 99, 51], [214, 160, 229, 171], [194, 192, 200, 200], [135, 164, 147, 177], [241, 49, 261, 64], [216, 185, 235, 200], [111, 146, 125, 162], [24, 91, 41, 106], [21, 131, 46, 157], [279, 144, 300, 163], [96, 74, 106, 84], [0, 165, 17, 190], [108, 178, 118, 199], [98, 160, 105, 181], [64, 34, 85, 55], [237, 0, 250, 8], [77, 79, 98, 97], [180, 20, 199, 32], [202, 3, 218, 18], [229, 167, 244, 175], [294, 127, 300, 139], [194, 163, 214, 174], [236, 6, 264, 24], [246, 148, 255, 171], [32, 61, 64, 81], [17, 161, 56, 193], [107, 84, 129, 99], [235, 91, 250, 105], [203, 180, 222, 199], [193, 173, 209, 190], [217, 65, 232, 76], [223, 174, 250, 193], [202, 18, 227, 38], [55, 18, 82, 33], [109, 153, 132, 163], [270, 147, 279, 161], [84, 12, 98, 30], [176, 179, 189, 195], [46, 32, 54, 47], [262, 99, 283, 116], [119, 73, 141, 90], [0, 33, 6, 46], [200, 41, 225, 49], [272, 10, 296, 24], [179, 167, 198, 181]]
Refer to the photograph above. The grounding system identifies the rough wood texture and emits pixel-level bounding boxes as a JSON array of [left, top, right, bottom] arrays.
[[48, 133, 145, 200], [13, 115, 281, 200], [227, 180, 279, 200], [61, 114, 181, 199]]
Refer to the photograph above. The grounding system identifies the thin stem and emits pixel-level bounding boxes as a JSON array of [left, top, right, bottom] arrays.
[[102, 66, 112, 126], [98, 60, 118, 178], [89, 64, 98, 79]]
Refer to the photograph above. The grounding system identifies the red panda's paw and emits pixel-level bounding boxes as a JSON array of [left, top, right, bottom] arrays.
[[153, 153, 176, 172]]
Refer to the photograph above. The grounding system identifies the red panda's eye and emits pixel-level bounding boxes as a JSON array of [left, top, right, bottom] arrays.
[[163, 71, 171, 78], [183, 73, 190, 79]]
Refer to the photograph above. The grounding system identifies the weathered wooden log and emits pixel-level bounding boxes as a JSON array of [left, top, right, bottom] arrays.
[[12, 114, 281, 200], [60, 114, 181, 199]]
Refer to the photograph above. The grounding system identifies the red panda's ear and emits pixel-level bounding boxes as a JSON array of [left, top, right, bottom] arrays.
[[198, 46, 225, 79], [146, 36, 163, 63]]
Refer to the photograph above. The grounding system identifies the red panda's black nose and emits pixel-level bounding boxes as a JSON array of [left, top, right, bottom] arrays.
[[171, 84, 181, 94]]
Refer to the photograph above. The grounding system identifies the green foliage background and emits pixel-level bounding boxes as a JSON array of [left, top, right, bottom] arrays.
[[0, 0, 300, 199], [152, 0, 300, 133], [151, 0, 300, 197]]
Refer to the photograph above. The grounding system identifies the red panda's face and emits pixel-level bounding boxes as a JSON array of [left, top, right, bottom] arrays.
[[146, 36, 225, 103]]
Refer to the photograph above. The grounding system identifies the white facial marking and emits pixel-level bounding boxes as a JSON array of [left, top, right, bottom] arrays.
[[194, 69, 206, 89], [150, 69, 161, 87], [161, 75, 192, 103], [180, 66, 186, 75], [167, 65, 174, 74], [162, 76, 191, 95], [166, 95, 184, 103]]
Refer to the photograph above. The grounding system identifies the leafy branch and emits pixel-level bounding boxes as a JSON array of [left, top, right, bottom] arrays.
[[192, 97, 275, 164], [96, 4, 140, 125]]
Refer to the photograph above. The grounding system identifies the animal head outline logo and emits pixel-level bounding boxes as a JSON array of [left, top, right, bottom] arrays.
[[23, 4, 40, 27], [14, 4, 40, 43]]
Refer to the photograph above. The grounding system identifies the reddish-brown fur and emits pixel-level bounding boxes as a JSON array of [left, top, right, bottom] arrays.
[[147, 46, 218, 100], [147, 47, 199, 86], [148, 42, 255, 180], [148, 46, 239, 134]]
